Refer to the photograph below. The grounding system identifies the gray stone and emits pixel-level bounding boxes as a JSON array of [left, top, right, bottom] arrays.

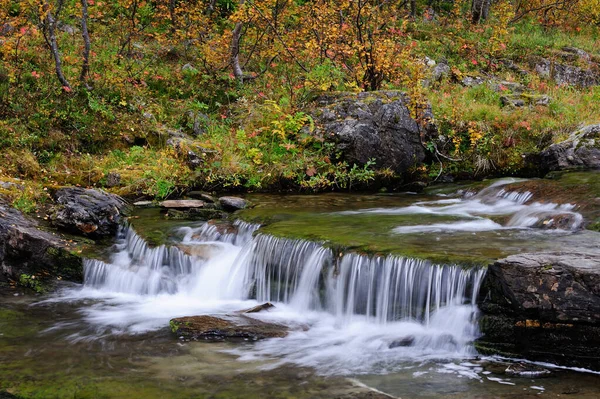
[[313, 92, 425, 174], [105, 172, 121, 188], [500, 96, 525, 108], [0, 200, 83, 286], [133, 201, 154, 208], [51, 187, 128, 238], [534, 57, 599, 87], [219, 196, 248, 212], [540, 124, 600, 172], [462, 76, 485, 87], [159, 200, 205, 209], [432, 62, 450, 82]]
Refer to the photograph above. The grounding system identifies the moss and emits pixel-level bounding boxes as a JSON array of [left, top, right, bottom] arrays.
[[17, 274, 46, 294]]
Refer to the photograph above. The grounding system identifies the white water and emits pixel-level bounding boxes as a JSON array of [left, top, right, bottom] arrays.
[[64, 219, 486, 375], [340, 178, 584, 233]]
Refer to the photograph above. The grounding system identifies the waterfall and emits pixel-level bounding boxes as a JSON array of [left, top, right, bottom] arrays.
[[83, 225, 484, 327]]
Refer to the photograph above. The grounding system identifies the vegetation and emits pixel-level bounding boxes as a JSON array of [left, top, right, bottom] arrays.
[[0, 0, 599, 211]]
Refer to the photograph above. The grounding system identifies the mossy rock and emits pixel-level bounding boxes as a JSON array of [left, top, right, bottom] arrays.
[[170, 315, 288, 341]]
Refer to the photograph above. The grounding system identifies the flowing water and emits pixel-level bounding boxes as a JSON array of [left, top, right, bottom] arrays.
[[2, 176, 600, 398]]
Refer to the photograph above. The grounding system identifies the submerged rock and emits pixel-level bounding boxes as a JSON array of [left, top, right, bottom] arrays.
[[477, 251, 600, 369], [170, 315, 288, 341], [219, 196, 248, 212], [0, 200, 83, 288], [313, 91, 425, 175], [505, 363, 551, 378], [50, 187, 128, 238], [540, 124, 600, 173], [389, 336, 415, 348]]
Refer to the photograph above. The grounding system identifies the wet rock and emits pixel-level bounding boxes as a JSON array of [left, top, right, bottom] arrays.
[[170, 315, 288, 341], [389, 336, 415, 348], [240, 302, 275, 314], [166, 208, 227, 220], [160, 200, 205, 209], [0, 200, 83, 287], [219, 196, 248, 212], [505, 363, 551, 378], [51, 187, 128, 238], [532, 213, 583, 230], [477, 251, 600, 369], [133, 200, 155, 208], [176, 243, 222, 260], [313, 91, 425, 174], [540, 124, 600, 173]]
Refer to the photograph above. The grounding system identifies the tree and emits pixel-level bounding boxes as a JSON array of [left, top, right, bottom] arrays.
[[80, 0, 91, 88], [472, 0, 491, 23], [40, 0, 71, 90]]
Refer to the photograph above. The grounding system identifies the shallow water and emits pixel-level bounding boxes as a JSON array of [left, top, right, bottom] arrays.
[[2, 176, 600, 398]]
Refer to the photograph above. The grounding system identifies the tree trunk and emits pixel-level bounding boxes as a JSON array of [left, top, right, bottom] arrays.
[[80, 0, 91, 88], [472, 0, 491, 24], [231, 0, 246, 82], [44, 1, 71, 90], [410, 0, 417, 18]]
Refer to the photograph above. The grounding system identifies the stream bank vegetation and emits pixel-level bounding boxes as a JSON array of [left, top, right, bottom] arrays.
[[0, 0, 599, 211]]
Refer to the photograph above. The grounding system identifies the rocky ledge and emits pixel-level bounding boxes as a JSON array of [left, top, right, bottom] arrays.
[[170, 314, 288, 341], [477, 251, 600, 369], [0, 200, 83, 291]]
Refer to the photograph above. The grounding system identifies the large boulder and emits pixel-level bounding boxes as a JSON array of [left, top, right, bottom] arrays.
[[533, 57, 599, 88], [0, 201, 83, 289], [540, 124, 600, 173], [314, 92, 425, 174], [477, 251, 600, 369], [50, 187, 128, 238]]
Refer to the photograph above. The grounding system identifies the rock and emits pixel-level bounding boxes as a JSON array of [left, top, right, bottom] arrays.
[[159, 200, 205, 209], [58, 23, 79, 35], [432, 61, 450, 82], [176, 243, 223, 260], [540, 124, 600, 173], [501, 94, 551, 108], [105, 172, 121, 188], [183, 110, 208, 136], [491, 81, 526, 93], [534, 57, 599, 87], [477, 251, 600, 369], [181, 63, 197, 73], [166, 208, 227, 220], [389, 336, 415, 348], [500, 96, 525, 108], [532, 213, 583, 230], [0, 23, 14, 37], [0, 200, 83, 288], [313, 91, 425, 174], [170, 315, 288, 341], [505, 363, 551, 378], [240, 302, 275, 314], [133, 201, 154, 208], [187, 150, 203, 170], [461, 76, 485, 87], [51, 187, 128, 238], [219, 196, 248, 212], [187, 191, 216, 203], [0, 180, 24, 191], [561, 47, 591, 62], [143, 112, 156, 121]]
